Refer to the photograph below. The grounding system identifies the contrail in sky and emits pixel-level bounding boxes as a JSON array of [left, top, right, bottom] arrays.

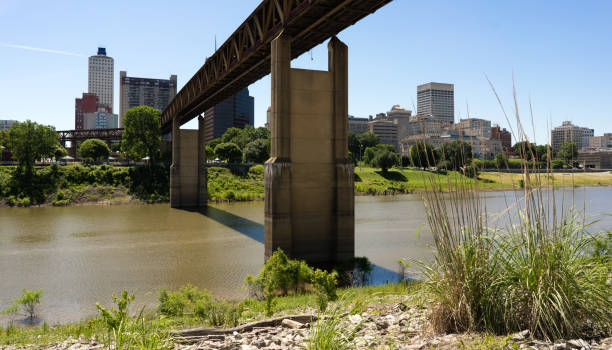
[[0, 43, 85, 57]]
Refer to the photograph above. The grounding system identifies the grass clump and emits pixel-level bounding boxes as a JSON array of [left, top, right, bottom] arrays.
[[307, 295, 360, 350], [418, 83, 612, 341]]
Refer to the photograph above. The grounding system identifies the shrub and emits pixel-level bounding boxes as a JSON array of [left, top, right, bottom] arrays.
[[248, 164, 264, 179], [244, 249, 339, 315], [551, 159, 565, 169], [195, 300, 244, 328], [311, 269, 338, 311], [462, 165, 479, 178], [2, 289, 42, 320], [158, 284, 211, 317]]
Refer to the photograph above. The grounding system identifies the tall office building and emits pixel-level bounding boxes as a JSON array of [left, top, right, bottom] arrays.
[[88, 47, 114, 112], [84, 108, 119, 129], [119, 71, 178, 126], [203, 88, 254, 144], [417, 82, 454, 124], [551, 121, 594, 151]]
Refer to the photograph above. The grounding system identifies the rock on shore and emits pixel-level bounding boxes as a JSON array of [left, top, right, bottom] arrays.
[[2, 300, 610, 350]]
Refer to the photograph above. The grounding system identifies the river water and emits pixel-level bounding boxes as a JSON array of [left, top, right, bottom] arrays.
[[1, 188, 610, 324]]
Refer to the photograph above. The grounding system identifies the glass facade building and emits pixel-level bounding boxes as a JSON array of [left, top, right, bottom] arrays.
[[203, 88, 255, 144]]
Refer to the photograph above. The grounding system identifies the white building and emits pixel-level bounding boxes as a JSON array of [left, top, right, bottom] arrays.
[[88, 47, 114, 112], [84, 108, 118, 129]]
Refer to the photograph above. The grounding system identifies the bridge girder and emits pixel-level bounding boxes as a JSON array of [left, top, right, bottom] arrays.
[[161, 0, 392, 133]]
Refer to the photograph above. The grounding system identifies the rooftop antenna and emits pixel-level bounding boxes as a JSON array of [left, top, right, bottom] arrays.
[[214, 35, 217, 51]]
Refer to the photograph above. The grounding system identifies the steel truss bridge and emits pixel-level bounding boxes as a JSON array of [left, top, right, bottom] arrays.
[[160, 0, 392, 133], [57, 128, 123, 144]]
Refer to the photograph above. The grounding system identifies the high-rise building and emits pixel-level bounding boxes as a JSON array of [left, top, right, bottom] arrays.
[[203, 88, 254, 144], [84, 108, 119, 129], [119, 71, 178, 127], [551, 121, 594, 151], [417, 82, 454, 124], [491, 125, 512, 151], [88, 47, 114, 112], [0, 119, 18, 131]]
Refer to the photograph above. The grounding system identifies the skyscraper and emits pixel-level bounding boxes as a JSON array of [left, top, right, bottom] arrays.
[[119, 71, 177, 127], [88, 47, 114, 112], [203, 88, 254, 144], [417, 82, 454, 124]]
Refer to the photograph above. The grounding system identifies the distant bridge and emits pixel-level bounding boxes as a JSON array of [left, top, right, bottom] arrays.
[[160, 0, 391, 133], [57, 128, 123, 145]]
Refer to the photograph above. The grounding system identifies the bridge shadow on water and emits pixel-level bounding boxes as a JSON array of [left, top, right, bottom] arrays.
[[185, 206, 404, 285]]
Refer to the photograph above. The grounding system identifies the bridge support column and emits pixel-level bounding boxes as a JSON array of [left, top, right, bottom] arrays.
[[197, 116, 208, 208], [170, 118, 181, 208], [170, 117, 208, 209], [265, 35, 354, 266]]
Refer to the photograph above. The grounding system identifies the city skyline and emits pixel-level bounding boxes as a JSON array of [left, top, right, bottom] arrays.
[[1, 0, 611, 144]]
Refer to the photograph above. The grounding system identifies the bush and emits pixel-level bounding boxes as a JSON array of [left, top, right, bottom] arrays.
[[3, 289, 43, 320], [195, 300, 244, 328], [248, 164, 264, 179], [244, 249, 339, 314], [462, 165, 479, 178], [158, 284, 211, 317], [552, 159, 565, 169]]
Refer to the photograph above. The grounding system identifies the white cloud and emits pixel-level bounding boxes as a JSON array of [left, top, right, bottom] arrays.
[[0, 43, 85, 57]]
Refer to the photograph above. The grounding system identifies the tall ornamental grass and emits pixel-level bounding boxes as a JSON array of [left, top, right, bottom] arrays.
[[418, 81, 612, 341]]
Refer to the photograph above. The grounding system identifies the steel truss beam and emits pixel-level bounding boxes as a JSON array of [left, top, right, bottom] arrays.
[[161, 0, 392, 133]]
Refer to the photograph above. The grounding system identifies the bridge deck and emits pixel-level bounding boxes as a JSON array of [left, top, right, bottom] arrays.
[[161, 0, 392, 133]]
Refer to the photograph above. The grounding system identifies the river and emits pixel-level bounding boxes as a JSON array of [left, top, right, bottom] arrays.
[[1, 188, 610, 324]]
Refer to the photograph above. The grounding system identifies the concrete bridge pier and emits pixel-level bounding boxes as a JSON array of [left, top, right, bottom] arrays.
[[170, 116, 207, 208], [265, 34, 355, 266]]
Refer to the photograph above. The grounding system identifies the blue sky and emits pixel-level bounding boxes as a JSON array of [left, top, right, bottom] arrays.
[[1, 0, 611, 144]]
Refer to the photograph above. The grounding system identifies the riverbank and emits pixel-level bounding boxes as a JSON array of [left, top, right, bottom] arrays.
[[1, 283, 610, 350], [2, 164, 612, 207]]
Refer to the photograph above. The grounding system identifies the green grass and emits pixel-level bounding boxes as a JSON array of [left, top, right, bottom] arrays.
[[0, 282, 416, 347], [207, 166, 264, 201]]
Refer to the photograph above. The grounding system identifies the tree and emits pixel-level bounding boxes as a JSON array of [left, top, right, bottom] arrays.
[[558, 141, 578, 165], [214, 142, 242, 163], [243, 139, 270, 163], [79, 139, 110, 161], [513, 141, 536, 161], [54, 145, 68, 160], [494, 153, 507, 169], [409, 142, 437, 170], [363, 144, 394, 166], [358, 132, 380, 150], [536, 144, 553, 162], [348, 132, 361, 159], [372, 149, 398, 173], [6, 120, 58, 178], [440, 140, 472, 170], [121, 106, 161, 162]]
